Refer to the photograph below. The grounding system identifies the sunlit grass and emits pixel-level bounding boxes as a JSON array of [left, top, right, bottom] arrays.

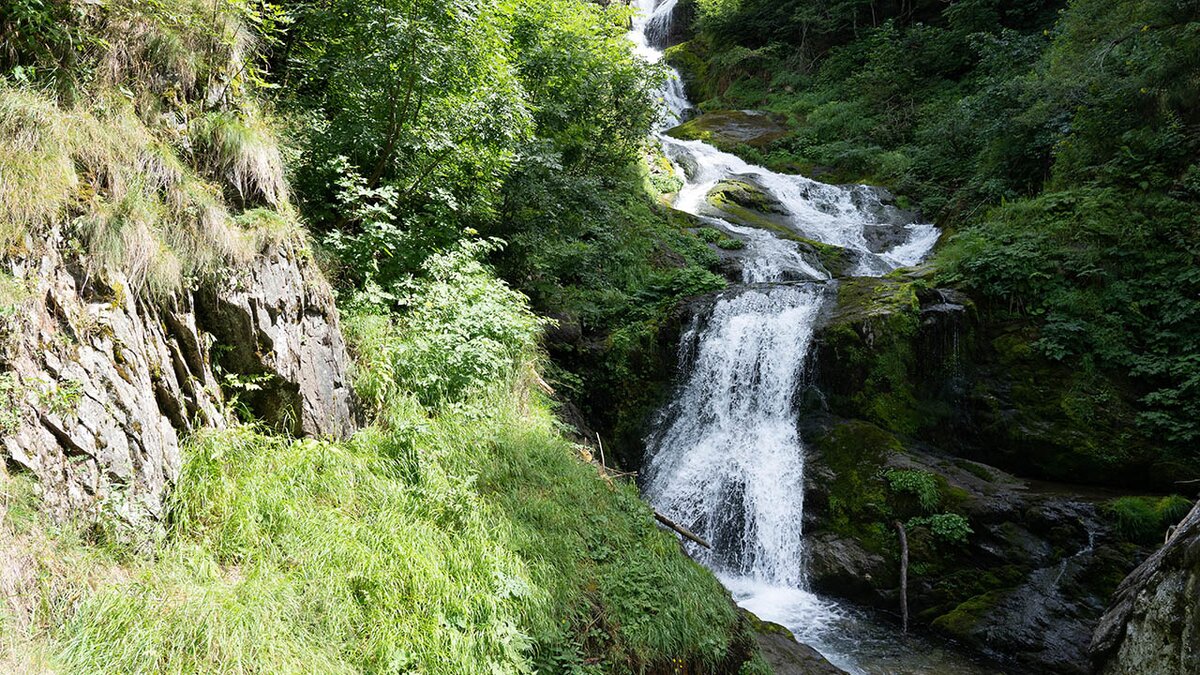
[[0, 84, 299, 299], [3, 378, 743, 673]]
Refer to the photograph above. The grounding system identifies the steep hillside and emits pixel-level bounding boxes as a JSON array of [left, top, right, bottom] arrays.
[[0, 1, 776, 672]]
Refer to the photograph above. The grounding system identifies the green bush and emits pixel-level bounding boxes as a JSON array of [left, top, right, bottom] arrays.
[[907, 513, 973, 545], [884, 468, 941, 513], [345, 239, 546, 410]]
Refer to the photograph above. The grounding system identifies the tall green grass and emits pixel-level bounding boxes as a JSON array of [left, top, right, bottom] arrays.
[[1104, 495, 1194, 545], [30, 384, 744, 673]]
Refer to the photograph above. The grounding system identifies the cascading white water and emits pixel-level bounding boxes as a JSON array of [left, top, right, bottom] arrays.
[[627, 1, 950, 670], [661, 136, 941, 276], [642, 284, 825, 587]]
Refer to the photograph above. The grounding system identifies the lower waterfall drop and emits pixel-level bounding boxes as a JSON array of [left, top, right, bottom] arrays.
[[642, 285, 825, 588], [640, 283, 852, 647]]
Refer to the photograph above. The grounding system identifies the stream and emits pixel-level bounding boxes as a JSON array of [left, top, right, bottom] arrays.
[[628, 3, 1007, 672]]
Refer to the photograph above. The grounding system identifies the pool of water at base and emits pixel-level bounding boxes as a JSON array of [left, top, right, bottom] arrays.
[[721, 575, 1019, 674]]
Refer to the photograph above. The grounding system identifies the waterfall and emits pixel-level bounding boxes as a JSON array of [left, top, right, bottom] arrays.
[[642, 284, 826, 587], [627, 0, 941, 667]]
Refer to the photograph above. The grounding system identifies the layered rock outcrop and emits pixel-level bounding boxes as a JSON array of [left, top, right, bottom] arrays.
[[0, 231, 353, 527], [197, 240, 355, 439]]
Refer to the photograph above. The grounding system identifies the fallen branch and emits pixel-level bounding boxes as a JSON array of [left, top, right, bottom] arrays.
[[654, 510, 711, 549], [534, 374, 556, 396], [895, 520, 909, 634]]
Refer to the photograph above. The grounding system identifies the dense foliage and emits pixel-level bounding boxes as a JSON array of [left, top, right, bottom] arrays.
[[268, 0, 726, 458], [675, 0, 1200, 474], [274, 0, 710, 318]]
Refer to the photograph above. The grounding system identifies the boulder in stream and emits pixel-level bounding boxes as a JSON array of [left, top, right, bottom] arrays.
[[666, 110, 788, 151]]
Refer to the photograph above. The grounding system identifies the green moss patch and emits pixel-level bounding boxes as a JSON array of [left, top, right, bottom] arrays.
[[931, 589, 1013, 638], [666, 111, 787, 152], [820, 278, 923, 434]]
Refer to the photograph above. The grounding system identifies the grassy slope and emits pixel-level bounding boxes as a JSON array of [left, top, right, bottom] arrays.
[[1, 368, 756, 674]]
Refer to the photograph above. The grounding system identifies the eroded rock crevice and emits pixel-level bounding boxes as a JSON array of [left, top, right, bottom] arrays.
[[1, 231, 354, 528]]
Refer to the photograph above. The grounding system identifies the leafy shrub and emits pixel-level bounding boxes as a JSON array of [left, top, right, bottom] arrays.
[[907, 513, 973, 545], [884, 468, 941, 513], [346, 239, 546, 410]]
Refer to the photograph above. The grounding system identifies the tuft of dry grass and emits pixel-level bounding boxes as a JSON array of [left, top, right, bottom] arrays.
[[191, 110, 290, 209], [95, 0, 259, 116], [0, 0, 304, 299], [0, 89, 78, 251], [0, 87, 296, 298]]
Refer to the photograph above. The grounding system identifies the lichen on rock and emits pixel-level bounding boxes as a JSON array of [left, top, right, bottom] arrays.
[[1091, 500, 1200, 675]]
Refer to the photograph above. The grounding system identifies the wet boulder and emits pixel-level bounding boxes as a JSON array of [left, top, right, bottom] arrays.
[[741, 609, 847, 674], [666, 110, 788, 151], [798, 415, 1143, 674], [701, 179, 859, 277], [704, 176, 789, 228]]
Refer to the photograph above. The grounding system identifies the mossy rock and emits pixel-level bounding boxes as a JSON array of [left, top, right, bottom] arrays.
[[703, 178, 853, 276], [961, 321, 1178, 487], [706, 178, 786, 218], [666, 110, 787, 151], [811, 420, 899, 541], [666, 207, 704, 230], [664, 38, 713, 102], [814, 278, 923, 435], [828, 276, 921, 327], [740, 608, 794, 638], [930, 589, 1014, 638]]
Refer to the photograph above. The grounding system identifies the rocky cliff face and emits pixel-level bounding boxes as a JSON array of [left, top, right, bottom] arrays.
[[0, 229, 354, 528], [794, 277, 1153, 674], [1091, 500, 1200, 674]]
